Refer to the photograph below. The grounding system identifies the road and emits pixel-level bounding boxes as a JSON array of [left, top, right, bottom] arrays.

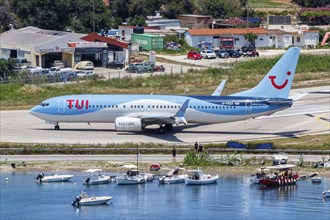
[[1, 154, 328, 163], [0, 86, 329, 145]]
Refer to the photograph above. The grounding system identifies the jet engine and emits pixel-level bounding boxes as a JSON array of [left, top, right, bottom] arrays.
[[115, 117, 144, 131]]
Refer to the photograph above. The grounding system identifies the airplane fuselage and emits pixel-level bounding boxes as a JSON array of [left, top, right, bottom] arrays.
[[30, 94, 291, 124]]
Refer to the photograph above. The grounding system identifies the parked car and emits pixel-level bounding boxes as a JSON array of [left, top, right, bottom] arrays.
[[106, 61, 124, 69], [126, 63, 145, 73], [187, 51, 202, 60], [141, 62, 154, 72], [51, 60, 65, 68], [76, 70, 94, 78], [226, 49, 241, 58], [243, 50, 259, 57], [74, 61, 94, 70], [214, 49, 229, 58], [241, 43, 256, 52], [200, 50, 216, 59], [153, 64, 165, 72]]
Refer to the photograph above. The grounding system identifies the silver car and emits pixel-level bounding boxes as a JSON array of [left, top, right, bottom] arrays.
[[200, 50, 216, 59]]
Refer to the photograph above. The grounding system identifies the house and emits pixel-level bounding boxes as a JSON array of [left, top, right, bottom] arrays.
[[146, 12, 181, 30], [184, 28, 269, 49], [268, 29, 292, 49], [177, 14, 213, 29], [267, 25, 319, 48]]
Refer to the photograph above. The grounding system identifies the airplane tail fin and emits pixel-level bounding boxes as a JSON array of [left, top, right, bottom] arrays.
[[231, 47, 300, 99]]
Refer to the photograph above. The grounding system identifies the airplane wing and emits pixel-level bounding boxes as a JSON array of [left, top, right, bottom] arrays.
[[125, 99, 190, 125], [211, 79, 227, 96]]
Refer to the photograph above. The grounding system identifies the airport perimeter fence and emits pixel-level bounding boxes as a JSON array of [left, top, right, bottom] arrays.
[[0, 64, 208, 85]]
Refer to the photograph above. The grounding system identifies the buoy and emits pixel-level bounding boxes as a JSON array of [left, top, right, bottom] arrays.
[[5, 177, 8, 181]]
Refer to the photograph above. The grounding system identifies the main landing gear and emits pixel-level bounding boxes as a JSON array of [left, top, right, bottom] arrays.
[[158, 124, 173, 134], [54, 123, 60, 130]]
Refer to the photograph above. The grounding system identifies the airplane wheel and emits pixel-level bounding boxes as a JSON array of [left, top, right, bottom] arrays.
[[158, 127, 166, 134], [55, 125, 60, 130], [164, 124, 173, 131]]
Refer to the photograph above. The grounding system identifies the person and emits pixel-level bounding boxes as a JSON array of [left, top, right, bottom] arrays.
[[172, 147, 177, 162], [194, 142, 198, 151]]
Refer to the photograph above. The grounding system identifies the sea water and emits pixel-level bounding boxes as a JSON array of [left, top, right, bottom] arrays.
[[0, 172, 329, 220]]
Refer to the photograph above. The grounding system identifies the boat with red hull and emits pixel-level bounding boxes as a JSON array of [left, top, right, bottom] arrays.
[[259, 164, 299, 187]]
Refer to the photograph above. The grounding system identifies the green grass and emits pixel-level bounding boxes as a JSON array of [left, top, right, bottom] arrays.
[[1, 54, 329, 109], [248, 0, 286, 8]]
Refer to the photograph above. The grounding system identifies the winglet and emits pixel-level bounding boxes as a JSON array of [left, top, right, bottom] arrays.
[[173, 99, 190, 125], [211, 79, 227, 96]]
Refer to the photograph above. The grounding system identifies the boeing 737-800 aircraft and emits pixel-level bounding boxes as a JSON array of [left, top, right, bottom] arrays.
[[30, 47, 300, 134]]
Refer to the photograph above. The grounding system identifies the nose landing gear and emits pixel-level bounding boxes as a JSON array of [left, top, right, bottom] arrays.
[[54, 123, 60, 130]]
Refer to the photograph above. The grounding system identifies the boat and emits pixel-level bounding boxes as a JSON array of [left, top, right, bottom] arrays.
[[249, 168, 270, 184], [34, 173, 74, 183], [311, 176, 322, 183], [323, 190, 330, 198], [185, 170, 219, 185], [272, 152, 289, 165], [116, 164, 146, 185], [149, 163, 161, 171], [72, 192, 112, 206], [83, 169, 111, 185], [299, 172, 318, 180], [159, 167, 188, 184], [259, 164, 299, 187]]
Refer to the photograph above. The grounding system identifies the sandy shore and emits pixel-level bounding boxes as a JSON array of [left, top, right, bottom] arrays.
[[1, 160, 329, 177]]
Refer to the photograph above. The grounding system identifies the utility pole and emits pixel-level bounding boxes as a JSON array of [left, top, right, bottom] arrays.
[[92, 0, 95, 33]]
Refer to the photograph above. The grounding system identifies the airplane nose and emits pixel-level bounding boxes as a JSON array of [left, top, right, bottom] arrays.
[[29, 106, 39, 116]]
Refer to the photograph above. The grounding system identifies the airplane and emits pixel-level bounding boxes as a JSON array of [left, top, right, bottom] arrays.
[[30, 47, 301, 134]]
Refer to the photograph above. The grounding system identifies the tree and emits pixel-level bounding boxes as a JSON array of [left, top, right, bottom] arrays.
[[199, 0, 242, 19], [0, 0, 22, 32]]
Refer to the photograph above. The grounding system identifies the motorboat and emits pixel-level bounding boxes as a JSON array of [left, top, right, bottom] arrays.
[[311, 176, 322, 183], [259, 164, 299, 187], [116, 164, 146, 185], [272, 152, 289, 165], [34, 173, 74, 183], [83, 169, 111, 185], [159, 168, 188, 184], [149, 163, 161, 171], [323, 190, 330, 198], [249, 168, 270, 184], [72, 192, 112, 206], [185, 170, 219, 185]]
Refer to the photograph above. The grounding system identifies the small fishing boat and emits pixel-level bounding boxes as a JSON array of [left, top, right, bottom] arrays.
[[83, 169, 111, 185], [34, 173, 74, 183], [72, 192, 112, 206], [323, 190, 330, 198], [185, 170, 219, 185], [116, 164, 146, 185], [311, 177, 322, 183], [259, 164, 299, 187], [159, 168, 188, 184]]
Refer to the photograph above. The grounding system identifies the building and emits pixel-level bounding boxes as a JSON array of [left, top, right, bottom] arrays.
[[81, 33, 131, 64], [0, 26, 108, 68], [267, 25, 319, 48], [268, 29, 292, 49], [184, 28, 269, 49], [177, 14, 213, 29]]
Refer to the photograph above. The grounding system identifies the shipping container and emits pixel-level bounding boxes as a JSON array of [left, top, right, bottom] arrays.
[[131, 33, 164, 51]]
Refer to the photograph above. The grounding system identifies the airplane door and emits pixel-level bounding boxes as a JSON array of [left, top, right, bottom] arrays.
[[246, 101, 252, 114], [58, 99, 65, 113]]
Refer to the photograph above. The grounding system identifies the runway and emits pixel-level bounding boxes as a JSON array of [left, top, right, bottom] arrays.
[[1, 86, 329, 145]]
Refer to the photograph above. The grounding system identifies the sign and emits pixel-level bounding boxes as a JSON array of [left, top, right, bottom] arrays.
[[54, 45, 60, 52], [67, 42, 107, 48], [149, 51, 156, 65]]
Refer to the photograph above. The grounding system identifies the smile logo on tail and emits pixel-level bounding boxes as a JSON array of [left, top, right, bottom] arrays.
[[269, 71, 291, 89]]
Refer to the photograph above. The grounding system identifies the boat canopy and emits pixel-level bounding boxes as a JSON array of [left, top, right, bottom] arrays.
[[266, 164, 296, 170], [122, 164, 138, 169], [85, 169, 103, 173]]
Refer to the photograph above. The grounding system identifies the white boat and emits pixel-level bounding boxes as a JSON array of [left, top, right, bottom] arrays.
[[83, 169, 111, 185], [323, 190, 330, 198], [311, 176, 322, 183], [272, 152, 289, 165], [116, 164, 146, 185], [35, 173, 74, 183], [159, 168, 188, 184], [249, 168, 270, 184], [72, 192, 112, 206], [185, 170, 219, 185]]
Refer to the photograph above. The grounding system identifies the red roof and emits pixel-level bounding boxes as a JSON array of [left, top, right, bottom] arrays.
[[81, 33, 130, 49], [187, 28, 268, 36]]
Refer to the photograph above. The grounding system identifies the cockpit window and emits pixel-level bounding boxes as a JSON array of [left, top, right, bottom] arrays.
[[40, 103, 49, 107]]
